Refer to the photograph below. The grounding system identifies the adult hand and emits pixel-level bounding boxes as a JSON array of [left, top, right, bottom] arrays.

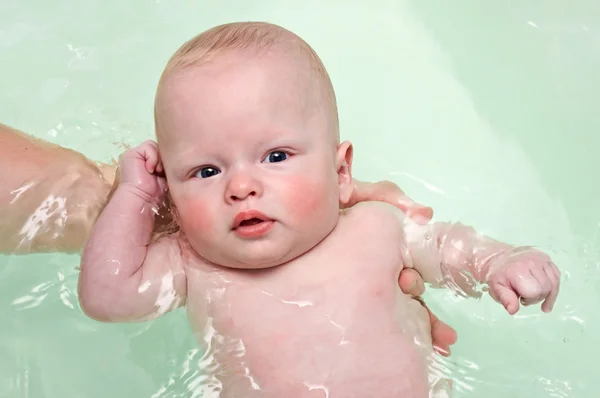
[[399, 269, 458, 356], [344, 179, 433, 224]]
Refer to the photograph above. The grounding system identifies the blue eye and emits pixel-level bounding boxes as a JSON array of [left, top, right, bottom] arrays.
[[263, 151, 288, 163], [195, 166, 220, 178]]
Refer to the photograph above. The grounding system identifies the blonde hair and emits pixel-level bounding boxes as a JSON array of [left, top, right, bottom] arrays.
[[153, 21, 339, 141]]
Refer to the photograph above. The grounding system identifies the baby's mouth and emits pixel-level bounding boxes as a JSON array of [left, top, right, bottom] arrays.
[[233, 210, 273, 230], [232, 211, 275, 238], [238, 218, 264, 227]]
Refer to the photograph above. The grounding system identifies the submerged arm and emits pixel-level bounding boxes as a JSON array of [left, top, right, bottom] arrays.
[[404, 220, 519, 296], [0, 123, 115, 254], [404, 216, 560, 313]]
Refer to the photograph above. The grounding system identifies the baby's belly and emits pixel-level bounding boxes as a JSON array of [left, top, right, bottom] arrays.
[[187, 288, 437, 398]]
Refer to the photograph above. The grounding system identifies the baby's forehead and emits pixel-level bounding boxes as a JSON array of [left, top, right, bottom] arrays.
[[157, 48, 328, 122], [171, 44, 319, 88], [155, 24, 339, 144]]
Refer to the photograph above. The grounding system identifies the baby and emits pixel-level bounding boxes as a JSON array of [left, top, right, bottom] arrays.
[[79, 22, 560, 397]]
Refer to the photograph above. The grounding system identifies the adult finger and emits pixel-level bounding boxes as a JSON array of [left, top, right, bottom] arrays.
[[426, 306, 458, 357], [399, 268, 425, 297]]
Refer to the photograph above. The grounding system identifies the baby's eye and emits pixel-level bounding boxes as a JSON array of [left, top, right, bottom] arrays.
[[195, 166, 221, 179], [263, 151, 288, 163]]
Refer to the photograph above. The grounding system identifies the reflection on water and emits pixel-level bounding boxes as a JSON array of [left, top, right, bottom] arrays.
[[1, 0, 598, 397]]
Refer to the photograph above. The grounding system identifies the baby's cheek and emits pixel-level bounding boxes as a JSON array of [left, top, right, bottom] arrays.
[[282, 175, 337, 220], [177, 197, 216, 236]]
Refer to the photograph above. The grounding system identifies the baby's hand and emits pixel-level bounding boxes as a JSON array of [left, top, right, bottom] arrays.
[[487, 249, 560, 315], [118, 140, 167, 205]]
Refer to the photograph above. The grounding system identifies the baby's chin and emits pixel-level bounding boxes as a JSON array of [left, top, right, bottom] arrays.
[[183, 228, 326, 270], [194, 241, 313, 271], [207, 250, 296, 270]]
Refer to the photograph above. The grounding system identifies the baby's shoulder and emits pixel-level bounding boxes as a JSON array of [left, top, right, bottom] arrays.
[[341, 201, 408, 226], [336, 201, 410, 244]]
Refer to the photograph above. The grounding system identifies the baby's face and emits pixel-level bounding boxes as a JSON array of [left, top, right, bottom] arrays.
[[156, 50, 350, 269]]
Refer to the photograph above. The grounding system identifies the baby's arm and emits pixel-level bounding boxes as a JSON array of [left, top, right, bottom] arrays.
[[402, 218, 560, 314], [78, 141, 186, 323]]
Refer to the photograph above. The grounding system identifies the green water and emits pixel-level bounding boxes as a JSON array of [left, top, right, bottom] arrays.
[[0, 0, 597, 396]]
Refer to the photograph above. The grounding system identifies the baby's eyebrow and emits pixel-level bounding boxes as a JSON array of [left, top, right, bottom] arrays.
[[171, 157, 203, 178]]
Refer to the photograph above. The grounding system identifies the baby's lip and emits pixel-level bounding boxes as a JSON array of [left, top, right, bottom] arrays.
[[232, 210, 272, 229]]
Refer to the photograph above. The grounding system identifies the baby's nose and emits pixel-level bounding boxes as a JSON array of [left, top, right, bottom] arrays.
[[229, 187, 256, 201], [226, 173, 262, 202]]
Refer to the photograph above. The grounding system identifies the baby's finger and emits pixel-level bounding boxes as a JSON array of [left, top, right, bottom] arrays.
[[142, 143, 160, 174], [520, 267, 549, 306], [155, 160, 164, 174], [549, 261, 561, 284], [541, 263, 560, 313], [490, 283, 520, 315]]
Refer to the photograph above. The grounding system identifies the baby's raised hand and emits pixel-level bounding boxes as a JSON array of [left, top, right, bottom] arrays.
[[487, 249, 560, 315], [118, 140, 167, 205]]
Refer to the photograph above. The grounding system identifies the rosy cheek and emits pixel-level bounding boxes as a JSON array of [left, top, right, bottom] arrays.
[[281, 175, 335, 220], [177, 196, 216, 236]]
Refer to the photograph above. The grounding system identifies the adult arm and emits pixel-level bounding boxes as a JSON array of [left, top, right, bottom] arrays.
[[0, 123, 115, 253]]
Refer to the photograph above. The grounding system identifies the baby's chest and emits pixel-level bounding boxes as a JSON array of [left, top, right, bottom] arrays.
[[188, 253, 408, 342]]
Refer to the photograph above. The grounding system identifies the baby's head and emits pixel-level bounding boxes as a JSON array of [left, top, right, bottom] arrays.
[[154, 22, 353, 269]]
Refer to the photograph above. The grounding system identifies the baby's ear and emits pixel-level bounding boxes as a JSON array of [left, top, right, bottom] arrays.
[[336, 140, 354, 205]]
